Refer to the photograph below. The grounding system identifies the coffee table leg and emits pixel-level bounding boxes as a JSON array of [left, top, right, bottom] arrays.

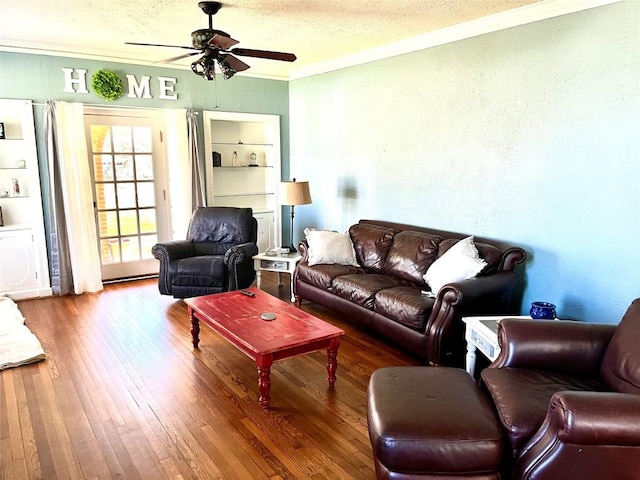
[[188, 306, 200, 348], [257, 355, 273, 408], [327, 337, 340, 387]]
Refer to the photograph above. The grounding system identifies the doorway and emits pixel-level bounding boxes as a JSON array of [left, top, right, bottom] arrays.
[[84, 110, 169, 280]]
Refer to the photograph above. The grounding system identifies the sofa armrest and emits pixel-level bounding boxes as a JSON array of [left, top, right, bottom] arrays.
[[516, 391, 640, 480], [499, 246, 526, 272], [490, 319, 616, 374], [298, 240, 310, 262], [426, 271, 518, 366]]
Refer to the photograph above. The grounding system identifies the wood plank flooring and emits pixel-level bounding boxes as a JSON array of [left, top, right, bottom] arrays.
[[0, 273, 419, 479]]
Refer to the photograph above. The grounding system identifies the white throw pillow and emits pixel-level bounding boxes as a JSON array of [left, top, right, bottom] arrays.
[[423, 236, 487, 293], [306, 230, 360, 267]]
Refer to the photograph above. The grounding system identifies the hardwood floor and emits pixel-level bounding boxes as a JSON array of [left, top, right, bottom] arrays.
[[1, 273, 419, 479]]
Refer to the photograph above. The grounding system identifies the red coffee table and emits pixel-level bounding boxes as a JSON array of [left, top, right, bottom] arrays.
[[184, 288, 345, 408]]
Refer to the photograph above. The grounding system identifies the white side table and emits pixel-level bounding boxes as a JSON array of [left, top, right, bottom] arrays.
[[253, 252, 302, 302], [461, 315, 534, 376]]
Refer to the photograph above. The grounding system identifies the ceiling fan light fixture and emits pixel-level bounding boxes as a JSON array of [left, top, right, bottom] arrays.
[[217, 56, 237, 79], [191, 55, 217, 80]]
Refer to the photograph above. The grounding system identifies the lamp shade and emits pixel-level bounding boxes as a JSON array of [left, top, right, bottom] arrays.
[[280, 180, 312, 206]]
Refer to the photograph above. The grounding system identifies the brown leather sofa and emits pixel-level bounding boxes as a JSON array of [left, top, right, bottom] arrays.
[[480, 298, 640, 479], [294, 219, 526, 366]]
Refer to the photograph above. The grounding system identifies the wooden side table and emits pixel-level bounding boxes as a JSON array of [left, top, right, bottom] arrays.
[[253, 252, 302, 302], [462, 315, 533, 376]]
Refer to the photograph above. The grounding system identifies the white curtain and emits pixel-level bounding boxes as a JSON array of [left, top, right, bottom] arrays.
[[164, 108, 193, 239], [52, 101, 103, 294], [186, 110, 205, 209]]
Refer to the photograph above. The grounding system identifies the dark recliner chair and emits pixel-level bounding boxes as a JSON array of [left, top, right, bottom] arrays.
[[481, 298, 640, 479], [152, 207, 258, 298]]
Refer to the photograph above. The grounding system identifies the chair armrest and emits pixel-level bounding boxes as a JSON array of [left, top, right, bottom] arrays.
[[151, 240, 194, 263], [548, 391, 640, 445], [516, 391, 640, 480], [224, 242, 259, 291], [426, 271, 518, 366], [224, 242, 258, 265], [151, 240, 195, 296], [490, 319, 616, 374]]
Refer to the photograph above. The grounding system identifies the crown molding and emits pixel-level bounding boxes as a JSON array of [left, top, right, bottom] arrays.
[[288, 0, 621, 81], [0, 45, 291, 81]]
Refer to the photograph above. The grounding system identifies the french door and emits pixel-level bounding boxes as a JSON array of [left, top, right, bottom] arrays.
[[84, 110, 169, 280]]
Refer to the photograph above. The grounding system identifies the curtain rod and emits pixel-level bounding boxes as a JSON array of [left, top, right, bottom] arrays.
[[31, 101, 198, 112]]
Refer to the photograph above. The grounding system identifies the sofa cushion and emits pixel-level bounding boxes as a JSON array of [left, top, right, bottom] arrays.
[[332, 274, 406, 309], [349, 223, 397, 272], [600, 298, 640, 394], [306, 230, 360, 267], [424, 236, 487, 293], [481, 367, 607, 454], [382, 231, 443, 285], [374, 287, 434, 331], [296, 262, 363, 290]]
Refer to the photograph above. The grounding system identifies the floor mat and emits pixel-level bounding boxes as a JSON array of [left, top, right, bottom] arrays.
[[0, 295, 46, 370]]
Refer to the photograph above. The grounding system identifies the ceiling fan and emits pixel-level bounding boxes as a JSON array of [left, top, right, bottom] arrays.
[[126, 1, 296, 80]]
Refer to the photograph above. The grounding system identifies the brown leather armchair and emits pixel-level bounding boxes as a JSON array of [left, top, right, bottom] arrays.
[[481, 299, 640, 480]]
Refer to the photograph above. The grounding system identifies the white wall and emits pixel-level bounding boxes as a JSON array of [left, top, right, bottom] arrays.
[[289, 1, 640, 323]]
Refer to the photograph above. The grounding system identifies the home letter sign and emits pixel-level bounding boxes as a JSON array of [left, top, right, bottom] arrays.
[[158, 77, 178, 100], [62, 68, 89, 94], [126, 75, 152, 98], [63, 69, 178, 100]]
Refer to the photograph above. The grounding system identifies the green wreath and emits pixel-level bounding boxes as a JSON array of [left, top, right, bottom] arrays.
[[91, 69, 123, 101]]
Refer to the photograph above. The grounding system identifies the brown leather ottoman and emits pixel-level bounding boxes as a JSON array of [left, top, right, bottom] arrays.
[[367, 367, 503, 479]]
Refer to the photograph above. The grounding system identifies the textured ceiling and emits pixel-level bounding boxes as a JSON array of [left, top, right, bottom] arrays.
[[0, 0, 592, 80]]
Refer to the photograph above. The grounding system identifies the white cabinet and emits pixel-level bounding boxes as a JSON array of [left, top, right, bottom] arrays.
[[0, 226, 39, 294], [202, 111, 281, 253], [0, 99, 51, 299], [254, 211, 275, 254]]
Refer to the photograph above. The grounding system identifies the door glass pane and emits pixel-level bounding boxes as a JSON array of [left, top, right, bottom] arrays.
[[139, 209, 156, 233], [101, 238, 120, 264], [119, 210, 138, 235], [98, 211, 118, 237], [116, 183, 136, 208], [95, 183, 116, 210], [140, 235, 157, 260], [135, 154, 154, 180], [93, 154, 114, 182], [133, 127, 152, 153], [137, 183, 155, 208], [115, 154, 134, 180], [121, 236, 140, 262], [91, 125, 111, 152], [112, 126, 132, 153]]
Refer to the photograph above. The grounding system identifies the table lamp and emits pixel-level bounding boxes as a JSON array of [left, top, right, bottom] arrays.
[[279, 178, 312, 252]]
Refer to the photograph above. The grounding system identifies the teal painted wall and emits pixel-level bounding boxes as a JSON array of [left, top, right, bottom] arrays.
[[289, 1, 640, 323], [0, 51, 290, 259]]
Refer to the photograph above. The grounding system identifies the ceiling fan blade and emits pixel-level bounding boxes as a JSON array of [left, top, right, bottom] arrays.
[[208, 34, 239, 50], [126, 41, 196, 51], [153, 52, 200, 65], [230, 48, 296, 62], [220, 53, 250, 72]]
